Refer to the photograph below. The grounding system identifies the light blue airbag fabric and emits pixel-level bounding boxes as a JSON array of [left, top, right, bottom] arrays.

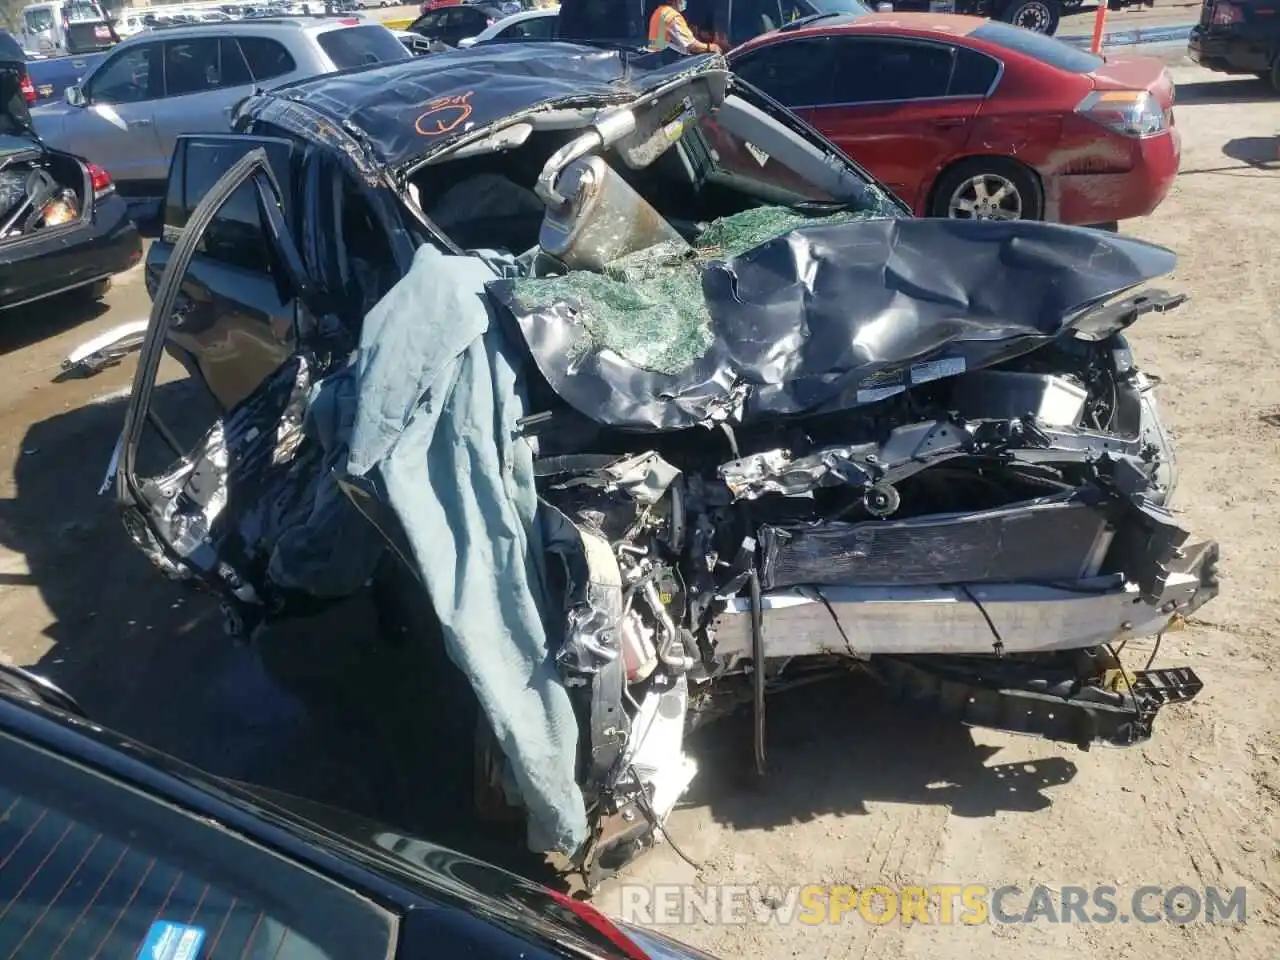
[[339, 244, 587, 854]]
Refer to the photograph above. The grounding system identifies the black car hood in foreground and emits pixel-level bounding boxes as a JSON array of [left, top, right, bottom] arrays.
[[238, 42, 721, 172], [490, 217, 1178, 430], [0, 681, 690, 960]]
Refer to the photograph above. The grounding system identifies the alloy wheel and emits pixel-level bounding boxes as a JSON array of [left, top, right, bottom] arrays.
[[947, 173, 1024, 221]]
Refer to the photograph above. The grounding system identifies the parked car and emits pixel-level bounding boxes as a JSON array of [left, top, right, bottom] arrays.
[[409, 3, 510, 43], [23, 49, 107, 104], [1188, 0, 1280, 91], [0, 34, 141, 311], [96, 42, 1218, 877], [458, 5, 558, 45], [730, 15, 1180, 227], [0, 663, 720, 959], [30, 17, 411, 221], [872, 0, 1061, 32], [19, 0, 114, 54]]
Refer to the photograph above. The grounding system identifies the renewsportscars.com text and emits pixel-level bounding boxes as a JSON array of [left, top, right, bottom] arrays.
[[619, 883, 1249, 926]]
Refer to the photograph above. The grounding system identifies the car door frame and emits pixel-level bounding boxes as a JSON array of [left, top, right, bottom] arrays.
[[150, 34, 261, 149], [73, 38, 168, 192], [111, 131, 421, 604], [115, 145, 319, 577], [727, 33, 838, 112]]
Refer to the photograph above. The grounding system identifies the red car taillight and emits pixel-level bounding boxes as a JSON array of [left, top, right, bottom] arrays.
[[20, 73, 36, 104], [1075, 90, 1169, 138], [87, 162, 115, 201], [1211, 0, 1243, 23]]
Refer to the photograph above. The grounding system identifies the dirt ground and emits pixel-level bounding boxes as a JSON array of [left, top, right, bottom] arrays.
[[0, 62, 1276, 960]]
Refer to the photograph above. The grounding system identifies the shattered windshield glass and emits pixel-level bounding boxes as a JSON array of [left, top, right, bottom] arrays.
[[512, 205, 885, 375], [508, 100, 896, 377]]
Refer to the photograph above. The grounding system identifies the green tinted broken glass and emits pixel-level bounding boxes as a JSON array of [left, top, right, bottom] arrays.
[[510, 206, 885, 376]]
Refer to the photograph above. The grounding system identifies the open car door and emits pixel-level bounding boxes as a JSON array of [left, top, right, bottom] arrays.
[[111, 139, 332, 634]]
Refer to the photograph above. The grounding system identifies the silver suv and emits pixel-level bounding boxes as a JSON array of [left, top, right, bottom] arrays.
[[31, 17, 410, 206]]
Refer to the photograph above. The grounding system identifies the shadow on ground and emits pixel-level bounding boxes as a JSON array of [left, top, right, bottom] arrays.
[[0, 381, 519, 853], [1222, 136, 1280, 168], [682, 678, 1077, 831], [0, 381, 1074, 887], [0, 290, 110, 356], [1179, 135, 1280, 177], [1174, 78, 1276, 106]]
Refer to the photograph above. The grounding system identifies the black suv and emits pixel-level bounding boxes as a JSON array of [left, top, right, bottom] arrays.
[[408, 3, 510, 45], [1189, 0, 1280, 90]]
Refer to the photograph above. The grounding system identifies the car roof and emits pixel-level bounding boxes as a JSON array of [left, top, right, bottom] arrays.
[[476, 7, 558, 33], [238, 41, 720, 171], [734, 11, 988, 55], [133, 13, 372, 37], [502, 6, 559, 18]]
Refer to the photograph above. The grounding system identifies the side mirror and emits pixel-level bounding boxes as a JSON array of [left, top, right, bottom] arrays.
[[65, 85, 86, 107]]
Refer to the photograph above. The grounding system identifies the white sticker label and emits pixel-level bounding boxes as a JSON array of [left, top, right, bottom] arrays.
[[910, 357, 966, 385], [856, 384, 907, 404], [744, 142, 771, 167], [855, 369, 907, 405]]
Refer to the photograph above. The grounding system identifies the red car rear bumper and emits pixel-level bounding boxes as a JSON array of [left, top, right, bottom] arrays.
[[1048, 128, 1181, 226]]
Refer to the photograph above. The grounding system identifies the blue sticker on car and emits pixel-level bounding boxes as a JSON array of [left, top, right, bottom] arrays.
[[137, 920, 206, 960]]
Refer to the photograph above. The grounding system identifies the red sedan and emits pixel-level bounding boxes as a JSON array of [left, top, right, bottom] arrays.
[[729, 14, 1180, 226]]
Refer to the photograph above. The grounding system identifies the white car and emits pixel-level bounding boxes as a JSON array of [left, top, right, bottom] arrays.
[[456, 5, 557, 48]]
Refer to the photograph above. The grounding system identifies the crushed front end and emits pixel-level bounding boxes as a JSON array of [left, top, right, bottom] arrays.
[[498, 215, 1220, 882]]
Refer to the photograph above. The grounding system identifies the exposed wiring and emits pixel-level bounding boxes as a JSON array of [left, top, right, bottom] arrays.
[[749, 565, 767, 776], [1105, 642, 1142, 723], [957, 583, 1004, 657], [809, 586, 858, 659], [630, 766, 703, 872], [720, 420, 765, 775], [1144, 632, 1163, 672]]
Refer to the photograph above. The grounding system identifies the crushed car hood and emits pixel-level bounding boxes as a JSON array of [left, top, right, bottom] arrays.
[[490, 216, 1178, 430], [236, 42, 722, 174]]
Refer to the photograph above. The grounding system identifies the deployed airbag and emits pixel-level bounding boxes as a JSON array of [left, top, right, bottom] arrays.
[[294, 245, 588, 856]]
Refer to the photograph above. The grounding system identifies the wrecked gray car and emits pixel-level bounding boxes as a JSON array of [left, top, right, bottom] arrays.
[[104, 43, 1218, 884]]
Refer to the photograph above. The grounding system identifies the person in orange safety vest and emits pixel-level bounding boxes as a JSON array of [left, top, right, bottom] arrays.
[[647, 0, 721, 54]]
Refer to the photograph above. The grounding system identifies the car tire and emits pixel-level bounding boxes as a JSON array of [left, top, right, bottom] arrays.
[[999, 0, 1061, 34], [929, 158, 1044, 222], [1269, 57, 1280, 94]]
